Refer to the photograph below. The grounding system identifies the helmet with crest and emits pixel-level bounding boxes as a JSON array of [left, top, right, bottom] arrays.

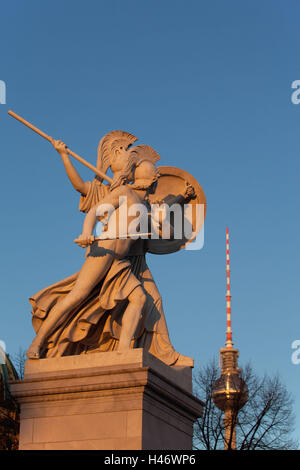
[[97, 131, 162, 190], [129, 144, 161, 166], [97, 130, 138, 175]]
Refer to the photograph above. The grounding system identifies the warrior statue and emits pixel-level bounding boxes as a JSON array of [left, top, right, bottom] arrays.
[[26, 130, 201, 365]]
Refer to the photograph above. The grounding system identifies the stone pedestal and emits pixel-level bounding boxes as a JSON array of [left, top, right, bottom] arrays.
[[10, 349, 203, 450]]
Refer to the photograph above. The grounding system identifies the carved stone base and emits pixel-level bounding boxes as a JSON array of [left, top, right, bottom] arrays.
[[10, 349, 203, 450]]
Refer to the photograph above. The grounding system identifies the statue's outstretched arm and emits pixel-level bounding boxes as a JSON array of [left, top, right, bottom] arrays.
[[52, 140, 90, 196]]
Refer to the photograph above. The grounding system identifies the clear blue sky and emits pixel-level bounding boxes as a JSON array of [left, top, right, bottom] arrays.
[[1, 1, 300, 442]]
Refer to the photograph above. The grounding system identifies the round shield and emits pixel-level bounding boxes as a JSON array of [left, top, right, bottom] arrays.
[[146, 166, 207, 254]]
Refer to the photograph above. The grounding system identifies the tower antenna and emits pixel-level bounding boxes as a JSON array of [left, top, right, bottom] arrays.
[[226, 227, 233, 348]]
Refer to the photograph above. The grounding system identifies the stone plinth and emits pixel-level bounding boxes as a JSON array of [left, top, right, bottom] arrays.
[[10, 349, 203, 450]]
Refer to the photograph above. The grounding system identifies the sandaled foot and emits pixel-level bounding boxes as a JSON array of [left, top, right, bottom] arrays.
[[173, 353, 194, 367], [26, 344, 41, 360], [116, 347, 129, 354]]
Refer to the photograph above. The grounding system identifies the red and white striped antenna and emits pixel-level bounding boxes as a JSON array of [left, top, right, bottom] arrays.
[[225, 227, 233, 348]]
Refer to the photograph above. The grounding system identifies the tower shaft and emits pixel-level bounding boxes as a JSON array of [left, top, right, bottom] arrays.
[[224, 408, 237, 450]]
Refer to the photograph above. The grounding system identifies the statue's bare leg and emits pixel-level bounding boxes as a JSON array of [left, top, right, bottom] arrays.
[[117, 286, 146, 352], [27, 253, 114, 359]]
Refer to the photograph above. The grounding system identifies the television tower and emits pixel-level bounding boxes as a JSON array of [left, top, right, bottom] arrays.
[[212, 228, 248, 450]]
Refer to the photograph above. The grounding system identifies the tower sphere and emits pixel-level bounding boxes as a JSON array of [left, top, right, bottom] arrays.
[[212, 373, 248, 412]]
